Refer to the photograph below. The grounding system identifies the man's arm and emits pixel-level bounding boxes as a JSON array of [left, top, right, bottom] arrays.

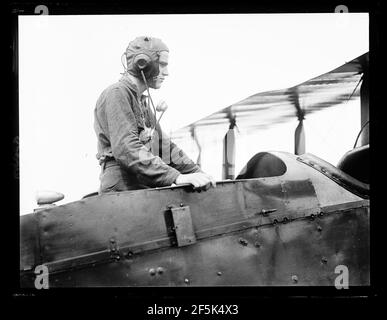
[[105, 88, 181, 187]]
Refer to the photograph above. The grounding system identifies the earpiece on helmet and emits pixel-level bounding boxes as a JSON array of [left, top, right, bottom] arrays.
[[131, 52, 159, 79], [133, 53, 152, 70]]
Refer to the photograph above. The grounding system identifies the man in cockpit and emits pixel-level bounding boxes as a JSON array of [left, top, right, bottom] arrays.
[[94, 36, 216, 193]]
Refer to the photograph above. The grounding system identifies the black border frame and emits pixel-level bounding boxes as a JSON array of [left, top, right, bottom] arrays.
[[7, 0, 384, 312]]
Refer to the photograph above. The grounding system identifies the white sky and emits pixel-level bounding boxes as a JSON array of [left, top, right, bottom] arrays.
[[19, 13, 368, 215]]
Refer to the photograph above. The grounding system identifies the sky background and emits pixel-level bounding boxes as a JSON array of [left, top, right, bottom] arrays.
[[19, 13, 368, 215]]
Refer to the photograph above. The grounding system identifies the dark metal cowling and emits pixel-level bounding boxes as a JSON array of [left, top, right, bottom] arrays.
[[20, 151, 369, 287]]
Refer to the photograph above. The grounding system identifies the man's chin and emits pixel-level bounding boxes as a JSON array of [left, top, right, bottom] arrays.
[[149, 82, 162, 90]]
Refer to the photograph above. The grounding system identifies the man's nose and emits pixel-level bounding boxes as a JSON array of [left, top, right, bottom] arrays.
[[162, 67, 169, 76]]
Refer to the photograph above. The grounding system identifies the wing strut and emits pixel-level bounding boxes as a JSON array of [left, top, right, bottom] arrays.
[[360, 69, 369, 146], [290, 87, 306, 155], [222, 114, 236, 179], [190, 126, 202, 167]]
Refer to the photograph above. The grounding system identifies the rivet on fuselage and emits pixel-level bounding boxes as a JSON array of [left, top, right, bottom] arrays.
[[149, 268, 156, 276], [239, 238, 248, 246]]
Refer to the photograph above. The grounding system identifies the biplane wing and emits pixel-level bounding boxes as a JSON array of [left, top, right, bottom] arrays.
[[171, 52, 369, 175]]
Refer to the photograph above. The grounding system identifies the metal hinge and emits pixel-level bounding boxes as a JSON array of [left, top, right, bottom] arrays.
[[170, 205, 197, 247]]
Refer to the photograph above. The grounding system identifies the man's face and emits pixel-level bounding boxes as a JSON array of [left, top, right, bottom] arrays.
[[149, 51, 169, 89]]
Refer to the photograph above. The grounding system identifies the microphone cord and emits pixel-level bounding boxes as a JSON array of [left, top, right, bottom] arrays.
[[140, 70, 158, 128]]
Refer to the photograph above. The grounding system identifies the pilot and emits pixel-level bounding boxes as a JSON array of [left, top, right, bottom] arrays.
[[94, 36, 216, 193]]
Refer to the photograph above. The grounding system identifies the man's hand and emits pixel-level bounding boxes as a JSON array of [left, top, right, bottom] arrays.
[[175, 172, 216, 191]]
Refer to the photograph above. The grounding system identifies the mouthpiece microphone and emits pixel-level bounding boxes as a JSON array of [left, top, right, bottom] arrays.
[[156, 100, 168, 112], [150, 100, 168, 135]]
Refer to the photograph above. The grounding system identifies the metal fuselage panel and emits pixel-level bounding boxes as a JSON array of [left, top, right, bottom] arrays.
[[20, 152, 369, 287]]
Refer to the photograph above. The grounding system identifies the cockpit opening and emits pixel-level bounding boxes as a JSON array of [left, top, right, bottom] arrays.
[[236, 152, 287, 179]]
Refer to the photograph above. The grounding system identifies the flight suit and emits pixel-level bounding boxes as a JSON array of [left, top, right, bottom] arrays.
[[94, 76, 201, 193]]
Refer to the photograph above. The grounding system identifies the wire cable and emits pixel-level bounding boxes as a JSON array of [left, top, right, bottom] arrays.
[[353, 120, 369, 149], [120, 52, 127, 75], [346, 74, 363, 104]]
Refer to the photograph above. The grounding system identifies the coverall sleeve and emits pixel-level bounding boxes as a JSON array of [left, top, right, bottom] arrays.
[[105, 88, 181, 187]]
